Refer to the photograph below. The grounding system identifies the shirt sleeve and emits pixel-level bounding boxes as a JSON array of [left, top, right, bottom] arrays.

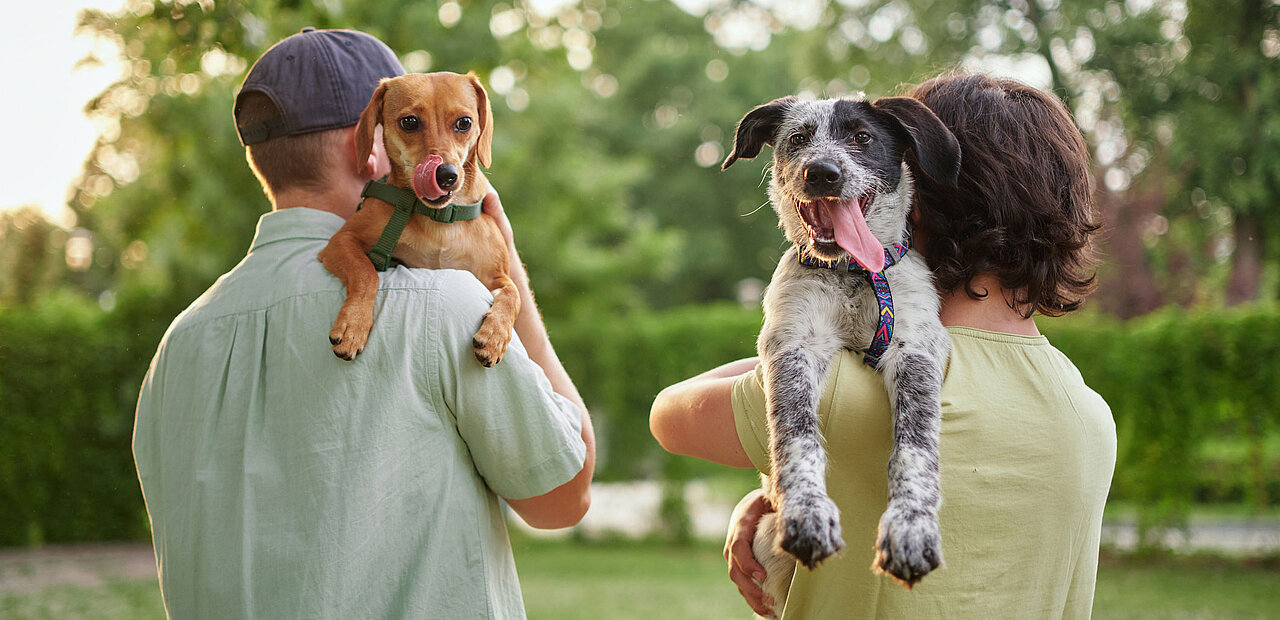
[[432, 270, 586, 500], [731, 363, 773, 475], [731, 351, 856, 477]]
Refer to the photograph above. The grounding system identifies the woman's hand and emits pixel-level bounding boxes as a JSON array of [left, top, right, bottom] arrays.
[[725, 489, 778, 616]]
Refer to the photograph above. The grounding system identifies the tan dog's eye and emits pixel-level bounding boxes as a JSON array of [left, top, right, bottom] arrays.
[[398, 116, 421, 132], [454, 117, 473, 132]]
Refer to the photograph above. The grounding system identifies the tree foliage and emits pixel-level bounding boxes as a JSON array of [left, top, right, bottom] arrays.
[[27, 0, 1270, 326]]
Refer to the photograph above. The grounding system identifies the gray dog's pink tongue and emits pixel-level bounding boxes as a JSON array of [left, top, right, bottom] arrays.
[[832, 199, 885, 272], [413, 155, 447, 201]]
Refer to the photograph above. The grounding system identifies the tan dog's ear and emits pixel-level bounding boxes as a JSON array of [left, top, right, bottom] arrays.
[[467, 72, 493, 168], [355, 79, 390, 175]]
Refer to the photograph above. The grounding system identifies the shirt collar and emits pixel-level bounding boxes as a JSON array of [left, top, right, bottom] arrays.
[[249, 207, 346, 252]]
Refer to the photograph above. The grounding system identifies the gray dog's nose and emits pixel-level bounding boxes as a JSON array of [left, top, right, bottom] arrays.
[[437, 164, 459, 190], [804, 161, 842, 194]]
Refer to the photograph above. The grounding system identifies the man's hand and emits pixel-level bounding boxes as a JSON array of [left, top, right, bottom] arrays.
[[481, 190, 515, 247], [481, 189, 536, 322], [481, 190, 522, 281], [725, 489, 778, 616], [481, 187, 597, 530]]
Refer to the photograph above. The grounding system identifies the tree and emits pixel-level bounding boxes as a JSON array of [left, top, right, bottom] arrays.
[[0, 207, 72, 307], [70, 0, 688, 322], [1169, 0, 1280, 305], [66, 0, 1272, 322]]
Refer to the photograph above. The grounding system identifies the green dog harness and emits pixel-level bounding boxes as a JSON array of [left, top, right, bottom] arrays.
[[359, 178, 483, 271]]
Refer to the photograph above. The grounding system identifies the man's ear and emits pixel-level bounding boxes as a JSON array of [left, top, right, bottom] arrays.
[[354, 79, 389, 175], [722, 96, 796, 170], [871, 96, 961, 187], [467, 72, 493, 169], [343, 125, 377, 179]]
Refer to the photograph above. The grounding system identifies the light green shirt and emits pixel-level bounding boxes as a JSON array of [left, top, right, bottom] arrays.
[[133, 207, 585, 619], [734, 327, 1116, 619]]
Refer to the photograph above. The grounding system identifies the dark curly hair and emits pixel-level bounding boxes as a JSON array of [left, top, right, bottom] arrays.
[[908, 73, 1099, 317]]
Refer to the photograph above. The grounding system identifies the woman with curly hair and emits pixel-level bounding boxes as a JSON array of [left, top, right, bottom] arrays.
[[650, 73, 1116, 619]]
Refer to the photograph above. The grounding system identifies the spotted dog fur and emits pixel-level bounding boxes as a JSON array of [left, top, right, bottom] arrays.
[[723, 96, 959, 612]]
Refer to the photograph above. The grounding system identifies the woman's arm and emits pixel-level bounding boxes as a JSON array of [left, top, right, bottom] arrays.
[[725, 489, 777, 616], [649, 357, 759, 468]]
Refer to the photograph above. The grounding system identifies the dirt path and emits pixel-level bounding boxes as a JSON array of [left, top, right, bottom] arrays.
[[0, 543, 156, 592]]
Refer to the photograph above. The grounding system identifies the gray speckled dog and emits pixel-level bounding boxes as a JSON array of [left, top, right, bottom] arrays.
[[722, 95, 960, 612]]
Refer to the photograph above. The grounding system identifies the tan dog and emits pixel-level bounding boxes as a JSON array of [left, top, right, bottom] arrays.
[[318, 72, 518, 366]]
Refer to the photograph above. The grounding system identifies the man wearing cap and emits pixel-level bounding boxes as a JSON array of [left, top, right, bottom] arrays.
[[132, 28, 595, 619]]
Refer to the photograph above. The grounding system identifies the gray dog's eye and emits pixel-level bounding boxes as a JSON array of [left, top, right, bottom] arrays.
[[855, 131, 872, 145], [789, 132, 807, 146], [454, 116, 473, 132], [398, 116, 420, 132]]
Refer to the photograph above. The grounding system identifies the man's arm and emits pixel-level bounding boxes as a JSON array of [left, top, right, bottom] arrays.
[[482, 191, 596, 529], [649, 357, 758, 468]]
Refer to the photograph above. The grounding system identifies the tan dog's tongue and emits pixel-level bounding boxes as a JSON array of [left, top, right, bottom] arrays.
[[413, 155, 447, 201], [832, 199, 885, 272]]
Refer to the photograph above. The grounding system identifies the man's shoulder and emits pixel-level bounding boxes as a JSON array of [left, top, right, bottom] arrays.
[[378, 266, 489, 299], [165, 256, 489, 352], [373, 268, 495, 336]]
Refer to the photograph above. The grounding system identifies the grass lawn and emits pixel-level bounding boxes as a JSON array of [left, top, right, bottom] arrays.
[[0, 580, 166, 620], [1092, 554, 1280, 620], [512, 538, 745, 619], [2, 540, 1277, 619]]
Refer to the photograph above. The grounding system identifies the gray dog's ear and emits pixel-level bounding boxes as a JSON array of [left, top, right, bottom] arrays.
[[722, 96, 797, 170], [871, 96, 961, 187]]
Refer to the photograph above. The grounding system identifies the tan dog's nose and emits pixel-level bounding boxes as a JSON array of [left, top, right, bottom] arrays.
[[437, 163, 459, 190]]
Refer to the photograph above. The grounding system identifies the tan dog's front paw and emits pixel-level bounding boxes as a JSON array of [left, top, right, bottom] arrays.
[[471, 312, 512, 367], [328, 307, 373, 361]]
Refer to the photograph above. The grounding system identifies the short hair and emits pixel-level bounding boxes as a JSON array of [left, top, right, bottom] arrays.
[[908, 73, 1099, 317], [236, 92, 350, 203]]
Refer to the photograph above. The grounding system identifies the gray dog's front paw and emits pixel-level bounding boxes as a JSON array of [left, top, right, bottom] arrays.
[[780, 493, 844, 569], [872, 503, 943, 588]]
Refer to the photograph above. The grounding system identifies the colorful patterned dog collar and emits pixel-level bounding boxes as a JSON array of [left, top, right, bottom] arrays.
[[799, 231, 913, 368]]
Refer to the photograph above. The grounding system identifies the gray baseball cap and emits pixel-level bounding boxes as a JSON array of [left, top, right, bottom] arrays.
[[234, 27, 405, 146]]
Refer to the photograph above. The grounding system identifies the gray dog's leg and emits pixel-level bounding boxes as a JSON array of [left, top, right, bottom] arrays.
[[760, 318, 846, 569], [871, 334, 947, 587]]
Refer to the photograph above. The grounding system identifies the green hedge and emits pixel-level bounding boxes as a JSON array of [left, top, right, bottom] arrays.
[[553, 304, 1280, 536], [1040, 308, 1280, 538], [0, 294, 157, 546], [2, 298, 1277, 546], [549, 304, 762, 481]]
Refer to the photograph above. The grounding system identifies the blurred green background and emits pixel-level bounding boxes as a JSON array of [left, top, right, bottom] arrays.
[[1, 0, 1279, 615]]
